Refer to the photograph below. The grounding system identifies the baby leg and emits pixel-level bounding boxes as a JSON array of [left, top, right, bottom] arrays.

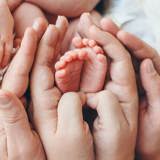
[[13, 2, 48, 38]]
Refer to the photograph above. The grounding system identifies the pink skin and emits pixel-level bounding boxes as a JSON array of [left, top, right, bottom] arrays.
[[9, 0, 99, 17], [31, 17, 95, 160], [13, 2, 47, 38], [55, 49, 88, 93], [77, 13, 139, 160], [55, 37, 107, 93], [7, 0, 23, 11], [0, 0, 14, 68], [73, 37, 107, 93], [25, 0, 100, 17], [11, 1, 101, 51], [98, 17, 160, 160]]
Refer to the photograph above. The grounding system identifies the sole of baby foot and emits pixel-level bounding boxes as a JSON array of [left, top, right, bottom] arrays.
[[81, 49, 107, 93], [75, 38, 107, 93], [55, 49, 88, 93]]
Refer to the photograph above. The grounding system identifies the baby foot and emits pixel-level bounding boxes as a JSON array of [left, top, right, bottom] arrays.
[[73, 37, 107, 93], [0, 0, 14, 67], [55, 49, 88, 93]]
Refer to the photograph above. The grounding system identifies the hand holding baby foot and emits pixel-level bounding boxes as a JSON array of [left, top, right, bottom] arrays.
[[0, 0, 14, 67], [78, 13, 138, 160], [100, 18, 160, 159], [31, 16, 95, 160], [87, 90, 136, 160], [96, 16, 160, 160], [118, 33, 160, 160]]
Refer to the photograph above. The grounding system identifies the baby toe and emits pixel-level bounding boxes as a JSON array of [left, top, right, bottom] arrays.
[[88, 40, 96, 47], [82, 38, 89, 46], [72, 37, 83, 48], [93, 45, 104, 54], [55, 60, 66, 70]]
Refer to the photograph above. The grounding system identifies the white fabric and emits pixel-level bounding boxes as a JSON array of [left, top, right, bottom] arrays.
[[142, 0, 160, 52], [104, 0, 158, 51]]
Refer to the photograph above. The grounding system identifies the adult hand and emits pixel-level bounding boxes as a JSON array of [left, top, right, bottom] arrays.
[[78, 13, 138, 160], [0, 18, 47, 160], [100, 17, 160, 160], [31, 16, 95, 160]]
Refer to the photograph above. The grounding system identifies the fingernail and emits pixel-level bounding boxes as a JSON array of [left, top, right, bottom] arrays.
[[147, 61, 155, 73], [33, 20, 40, 31]]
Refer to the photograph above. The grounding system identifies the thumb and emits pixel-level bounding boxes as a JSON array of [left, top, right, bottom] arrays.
[[140, 59, 160, 111], [0, 90, 35, 157], [91, 91, 125, 130]]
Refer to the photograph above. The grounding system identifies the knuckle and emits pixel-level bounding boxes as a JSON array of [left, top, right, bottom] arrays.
[[3, 112, 25, 124], [1, 104, 26, 125], [98, 90, 116, 100], [53, 87, 61, 100], [62, 92, 79, 100], [89, 25, 97, 36]]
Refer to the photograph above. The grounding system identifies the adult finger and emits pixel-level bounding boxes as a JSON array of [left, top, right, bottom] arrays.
[[2, 28, 38, 98], [55, 16, 68, 57], [32, 17, 48, 40], [89, 90, 126, 130], [2, 38, 13, 68], [140, 59, 160, 112], [57, 92, 85, 132], [78, 13, 137, 99], [100, 17, 120, 36], [117, 30, 160, 74], [31, 24, 60, 133], [78, 13, 132, 64], [55, 16, 68, 43]]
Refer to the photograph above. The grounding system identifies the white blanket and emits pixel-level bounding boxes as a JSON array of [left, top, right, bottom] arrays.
[[104, 0, 159, 52]]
